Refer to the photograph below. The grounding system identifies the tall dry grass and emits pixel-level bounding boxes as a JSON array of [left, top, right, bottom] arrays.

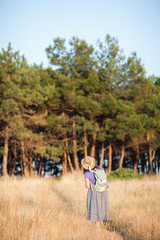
[[0, 174, 160, 240], [109, 176, 160, 240]]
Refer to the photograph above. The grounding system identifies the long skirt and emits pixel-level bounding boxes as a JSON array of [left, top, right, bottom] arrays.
[[86, 187, 109, 222]]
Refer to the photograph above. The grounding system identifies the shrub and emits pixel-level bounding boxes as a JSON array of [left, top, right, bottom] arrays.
[[107, 168, 143, 181]]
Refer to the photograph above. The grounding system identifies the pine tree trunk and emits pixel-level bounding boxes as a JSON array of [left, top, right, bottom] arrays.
[[20, 149, 24, 177], [67, 154, 74, 172], [21, 141, 29, 177], [119, 146, 125, 169], [8, 149, 12, 176], [90, 131, 96, 157], [62, 151, 67, 175], [108, 144, 112, 172], [84, 125, 88, 158], [149, 146, 155, 174], [133, 146, 139, 173], [65, 138, 74, 172], [25, 155, 29, 177], [73, 120, 79, 171], [100, 142, 104, 167], [38, 158, 43, 176], [10, 141, 17, 178], [29, 153, 33, 177], [3, 126, 9, 180]]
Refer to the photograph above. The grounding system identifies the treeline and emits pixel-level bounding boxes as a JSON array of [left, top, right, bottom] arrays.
[[0, 35, 160, 179]]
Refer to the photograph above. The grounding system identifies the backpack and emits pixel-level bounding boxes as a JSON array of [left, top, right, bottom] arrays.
[[90, 168, 109, 192]]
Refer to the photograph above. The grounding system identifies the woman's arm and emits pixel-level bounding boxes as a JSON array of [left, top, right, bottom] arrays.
[[85, 178, 90, 189]]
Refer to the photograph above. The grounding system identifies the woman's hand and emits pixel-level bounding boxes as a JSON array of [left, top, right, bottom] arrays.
[[85, 178, 90, 189]]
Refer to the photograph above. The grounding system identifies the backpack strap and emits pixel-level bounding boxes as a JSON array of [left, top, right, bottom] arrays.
[[94, 173, 102, 184], [88, 165, 92, 171]]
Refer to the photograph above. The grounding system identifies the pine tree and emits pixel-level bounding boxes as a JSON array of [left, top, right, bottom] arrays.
[[95, 35, 125, 170], [0, 44, 51, 178], [46, 37, 99, 170], [0, 43, 20, 179]]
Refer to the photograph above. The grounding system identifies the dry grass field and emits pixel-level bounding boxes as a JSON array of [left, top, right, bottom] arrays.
[[0, 173, 160, 240]]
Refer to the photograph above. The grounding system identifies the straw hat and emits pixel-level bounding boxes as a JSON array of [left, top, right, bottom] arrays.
[[81, 156, 96, 170]]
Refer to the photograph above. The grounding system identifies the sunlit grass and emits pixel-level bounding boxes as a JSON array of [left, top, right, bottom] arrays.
[[109, 176, 160, 239], [0, 174, 160, 240]]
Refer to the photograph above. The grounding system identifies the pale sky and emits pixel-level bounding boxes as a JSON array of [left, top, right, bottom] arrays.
[[0, 0, 160, 76]]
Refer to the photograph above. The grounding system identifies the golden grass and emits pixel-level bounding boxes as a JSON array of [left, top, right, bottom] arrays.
[[109, 176, 160, 240], [0, 174, 160, 240]]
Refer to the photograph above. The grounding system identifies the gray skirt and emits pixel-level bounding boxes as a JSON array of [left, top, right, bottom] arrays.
[[86, 187, 109, 222]]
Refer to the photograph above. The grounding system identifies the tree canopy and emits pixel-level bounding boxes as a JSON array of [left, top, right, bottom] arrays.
[[0, 35, 160, 178]]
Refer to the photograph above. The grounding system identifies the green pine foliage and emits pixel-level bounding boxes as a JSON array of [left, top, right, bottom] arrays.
[[1, 35, 160, 177]]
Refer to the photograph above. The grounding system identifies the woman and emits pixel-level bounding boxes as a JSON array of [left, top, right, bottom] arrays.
[[81, 156, 109, 225]]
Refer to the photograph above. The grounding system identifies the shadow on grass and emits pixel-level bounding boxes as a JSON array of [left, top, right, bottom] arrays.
[[104, 220, 134, 240]]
